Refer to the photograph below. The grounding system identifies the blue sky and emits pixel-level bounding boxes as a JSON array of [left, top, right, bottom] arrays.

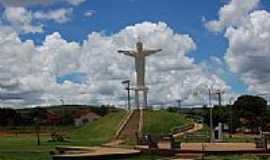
[[1, 0, 270, 107], [20, 0, 241, 91]]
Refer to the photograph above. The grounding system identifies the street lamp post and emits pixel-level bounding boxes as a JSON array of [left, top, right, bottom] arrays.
[[122, 80, 131, 111]]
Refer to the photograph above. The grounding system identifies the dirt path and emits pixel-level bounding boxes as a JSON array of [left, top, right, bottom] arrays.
[[173, 123, 203, 138]]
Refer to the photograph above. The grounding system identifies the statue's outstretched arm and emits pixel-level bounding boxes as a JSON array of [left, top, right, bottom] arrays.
[[144, 49, 162, 56], [118, 50, 136, 57]]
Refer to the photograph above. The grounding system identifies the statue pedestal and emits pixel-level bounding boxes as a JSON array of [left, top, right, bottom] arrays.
[[133, 86, 148, 110], [133, 86, 148, 136]]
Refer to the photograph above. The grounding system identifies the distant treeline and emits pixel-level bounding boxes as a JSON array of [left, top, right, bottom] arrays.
[[0, 105, 119, 127], [167, 95, 270, 133]]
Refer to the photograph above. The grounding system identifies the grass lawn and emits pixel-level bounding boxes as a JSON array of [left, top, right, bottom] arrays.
[[176, 124, 210, 142], [143, 110, 192, 135], [0, 152, 50, 160], [223, 134, 257, 143], [0, 134, 64, 160], [176, 123, 257, 143], [0, 111, 125, 160]]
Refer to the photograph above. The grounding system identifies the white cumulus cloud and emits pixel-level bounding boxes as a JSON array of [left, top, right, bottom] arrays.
[[0, 0, 86, 7], [3, 7, 43, 33], [34, 8, 73, 23], [207, 0, 270, 94], [0, 21, 230, 108], [205, 0, 259, 32], [225, 10, 270, 93], [66, 0, 86, 6]]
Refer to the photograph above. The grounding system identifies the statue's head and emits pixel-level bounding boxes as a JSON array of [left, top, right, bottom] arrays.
[[136, 41, 143, 52]]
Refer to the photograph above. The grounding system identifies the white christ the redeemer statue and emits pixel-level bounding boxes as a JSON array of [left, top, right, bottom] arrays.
[[118, 41, 162, 109]]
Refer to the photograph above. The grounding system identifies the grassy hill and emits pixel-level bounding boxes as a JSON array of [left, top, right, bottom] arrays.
[[0, 109, 192, 160], [143, 110, 193, 135], [71, 110, 193, 143], [70, 110, 125, 145]]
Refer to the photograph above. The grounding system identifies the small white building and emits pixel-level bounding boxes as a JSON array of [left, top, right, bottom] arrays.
[[74, 112, 100, 127]]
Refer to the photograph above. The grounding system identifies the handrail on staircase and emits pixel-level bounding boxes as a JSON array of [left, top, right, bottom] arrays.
[[114, 110, 135, 139]]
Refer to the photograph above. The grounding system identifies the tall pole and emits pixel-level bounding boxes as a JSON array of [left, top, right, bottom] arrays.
[[217, 92, 222, 106], [143, 88, 148, 109], [177, 99, 182, 113], [60, 99, 64, 105], [229, 97, 234, 138], [34, 117, 41, 146], [135, 89, 139, 110], [209, 89, 214, 142], [127, 82, 131, 111], [215, 90, 224, 106], [122, 80, 131, 111]]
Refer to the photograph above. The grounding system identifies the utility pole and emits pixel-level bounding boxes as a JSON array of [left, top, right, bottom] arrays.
[[34, 117, 41, 146], [209, 89, 214, 142], [177, 99, 182, 113], [213, 90, 225, 106], [122, 80, 131, 111], [60, 99, 64, 105], [208, 89, 225, 142], [217, 91, 222, 106], [229, 97, 234, 138]]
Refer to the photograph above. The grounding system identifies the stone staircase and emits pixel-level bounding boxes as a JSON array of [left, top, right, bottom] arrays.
[[114, 110, 134, 139], [118, 110, 140, 140]]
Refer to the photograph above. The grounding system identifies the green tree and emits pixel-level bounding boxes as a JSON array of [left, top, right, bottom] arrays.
[[166, 107, 178, 113], [0, 108, 17, 127], [212, 105, 229, 127], [61, 111, 74, 125], [233, 95, 267, 132]]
